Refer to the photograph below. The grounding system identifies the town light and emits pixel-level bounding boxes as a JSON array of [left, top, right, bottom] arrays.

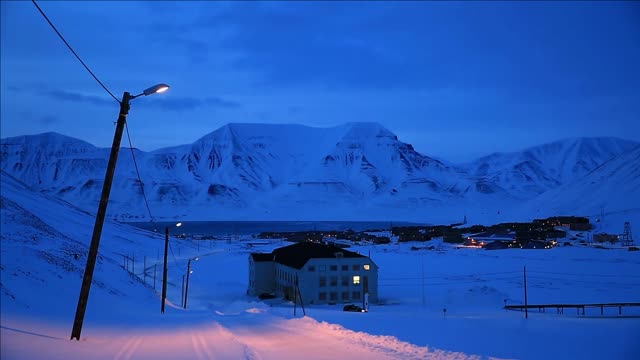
[[71, 83, 169, 341]]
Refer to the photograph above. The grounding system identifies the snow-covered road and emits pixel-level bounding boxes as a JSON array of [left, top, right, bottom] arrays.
[[1, 313, 476, 360]]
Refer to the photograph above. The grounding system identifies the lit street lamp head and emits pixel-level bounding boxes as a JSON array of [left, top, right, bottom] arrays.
[[129, 83, 170, 100], [142, 83, 170, 96]]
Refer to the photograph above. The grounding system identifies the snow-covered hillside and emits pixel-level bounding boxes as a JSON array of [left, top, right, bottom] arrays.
[[0, 168, 478, 360], [1, 123, 638, 223], [2, 169, 639, 360]]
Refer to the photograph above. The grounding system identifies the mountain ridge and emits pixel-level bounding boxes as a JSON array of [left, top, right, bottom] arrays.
[[1, 123, 638, 222]]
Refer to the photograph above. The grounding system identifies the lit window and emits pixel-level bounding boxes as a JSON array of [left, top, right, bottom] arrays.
[[364, 264, 370, 270], [353, 275, 360, 285]]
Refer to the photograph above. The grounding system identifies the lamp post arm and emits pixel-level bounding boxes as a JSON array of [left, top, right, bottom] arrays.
[[71, 91, 131, 340]]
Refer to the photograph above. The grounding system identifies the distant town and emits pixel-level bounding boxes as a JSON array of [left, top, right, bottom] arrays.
[[256, 216, 636, 251]]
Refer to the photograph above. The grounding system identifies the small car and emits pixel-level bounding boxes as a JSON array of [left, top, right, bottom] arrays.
[[343, 304, 365, 312]]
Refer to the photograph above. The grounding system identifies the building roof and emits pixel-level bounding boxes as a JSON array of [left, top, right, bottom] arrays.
[[468, 230, 516, 241], [271, 242, 366, 269], [250, 253, 273, 262]]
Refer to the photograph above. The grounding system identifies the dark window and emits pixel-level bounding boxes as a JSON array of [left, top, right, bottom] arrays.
[[308, 265, 315, 272], [319, 265, 327, 271], [341, 276, 349, 286], [342, 265, 348, 271], [319, 292, 327, 301], [352, 264, 360, 271], [330, 276, 337, 287], [342, 292, 349, 301], [330, 292, 338, 301], [330, 265, 337, 271], [319, 276, 327, 287], [352, 291, 361, 300]]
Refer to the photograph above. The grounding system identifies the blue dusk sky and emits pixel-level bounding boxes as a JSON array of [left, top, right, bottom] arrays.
[[1, 1, 639, 162]]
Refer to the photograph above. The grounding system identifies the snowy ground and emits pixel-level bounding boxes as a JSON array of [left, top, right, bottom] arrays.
[[2, 172, 640, 359]]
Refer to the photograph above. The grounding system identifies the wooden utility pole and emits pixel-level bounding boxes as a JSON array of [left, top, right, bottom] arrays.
[[184, 259, 192, 309], [524, 265, 528, 319], [181, 275, 185, 308], [71, 91, 131, 341], [294, 274, 306, 316], [421, 254, 425, 307], [161, 227, 169, 314], [154, 264, 157, 290]]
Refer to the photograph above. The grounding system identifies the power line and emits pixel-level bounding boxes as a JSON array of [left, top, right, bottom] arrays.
[[124, 123, 154, 221], [528, 270, 640, 278], [380, 270, 520, 281], [526, 276, 640, 287], [31, 0, 120, 103], [33, 1, 165, 249], [379, 277, 523, 287]]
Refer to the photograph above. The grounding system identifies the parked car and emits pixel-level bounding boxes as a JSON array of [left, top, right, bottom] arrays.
[[258, 292, 277, 300], [343, 304, 365, 312]]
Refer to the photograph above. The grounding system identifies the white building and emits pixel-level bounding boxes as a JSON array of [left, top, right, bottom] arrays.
[[248, 242, 378, 305]]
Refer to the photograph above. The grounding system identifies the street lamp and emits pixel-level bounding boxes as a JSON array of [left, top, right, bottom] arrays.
[[184, 256, 198, 309], [162, 222, 181, 314], [70, 83, 170, 341]]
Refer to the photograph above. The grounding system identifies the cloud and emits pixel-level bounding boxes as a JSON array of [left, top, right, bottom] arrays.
[[41, 89, 115, 107], [151, 1, 640, 100], [39, 115, 59, 125], [143, 96, 241, 111]]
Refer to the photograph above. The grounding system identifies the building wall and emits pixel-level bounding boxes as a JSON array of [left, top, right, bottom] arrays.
[[297, 257, 378, 305], [274, 262, 300, 300], [248, 257, 274, 296]]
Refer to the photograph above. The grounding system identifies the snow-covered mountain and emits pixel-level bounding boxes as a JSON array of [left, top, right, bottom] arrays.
[[467, 137, 639, 198], [1, 123, 638, 223], [518, 145, 640, 220]]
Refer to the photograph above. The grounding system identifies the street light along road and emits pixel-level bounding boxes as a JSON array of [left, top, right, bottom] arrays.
[[184, 256, 198, 309], [70, 84, 170, 341], [162, 222, 182, 314]]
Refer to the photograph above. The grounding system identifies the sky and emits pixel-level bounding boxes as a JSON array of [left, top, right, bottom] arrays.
[[1, 1, 639, 163]]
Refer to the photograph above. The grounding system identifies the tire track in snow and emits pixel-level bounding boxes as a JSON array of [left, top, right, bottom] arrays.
[[212, 323, 263, 360], [190, 332, 210, 360], [113, 336, 143, 360], [196, 332, 216, 360]]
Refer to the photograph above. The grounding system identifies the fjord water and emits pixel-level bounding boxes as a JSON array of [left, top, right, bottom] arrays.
[[127, 220, 422, 236]]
